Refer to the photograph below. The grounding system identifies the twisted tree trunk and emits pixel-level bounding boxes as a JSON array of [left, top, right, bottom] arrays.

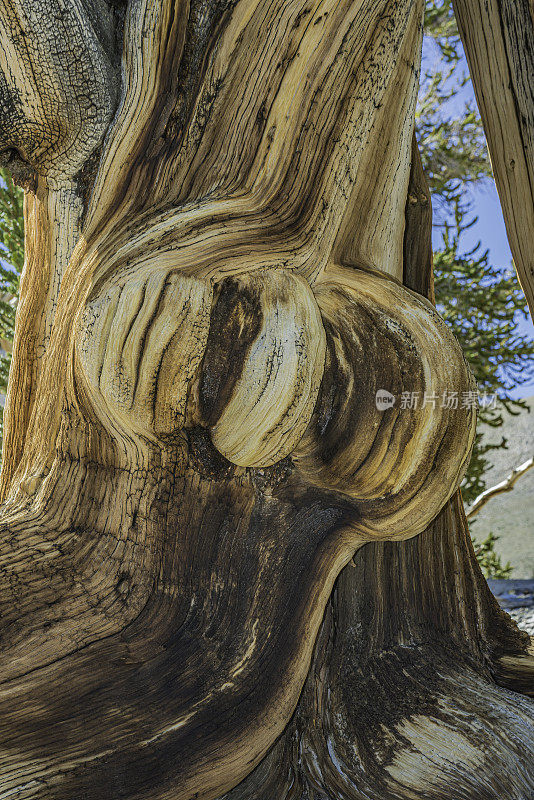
[[0, 2, 532, 799]]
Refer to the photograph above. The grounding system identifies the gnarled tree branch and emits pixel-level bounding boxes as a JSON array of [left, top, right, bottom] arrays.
[[466, 456, 534, 519]]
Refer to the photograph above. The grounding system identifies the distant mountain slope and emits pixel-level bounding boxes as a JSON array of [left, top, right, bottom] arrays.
[[470, 396, 534, 578]]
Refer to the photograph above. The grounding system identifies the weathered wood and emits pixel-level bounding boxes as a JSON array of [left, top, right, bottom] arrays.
[[221, 127, 534, 800], [0, 1, 532, 798], [453, 0, 534, 317], [403, 133, 435, 302]]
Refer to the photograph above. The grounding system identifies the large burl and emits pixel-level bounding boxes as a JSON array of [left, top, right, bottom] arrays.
[[0, 1, 477, 799], [78, 260, 475, 538]]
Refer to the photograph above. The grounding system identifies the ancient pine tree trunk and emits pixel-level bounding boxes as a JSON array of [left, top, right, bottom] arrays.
[[0, 1, 532, 799]]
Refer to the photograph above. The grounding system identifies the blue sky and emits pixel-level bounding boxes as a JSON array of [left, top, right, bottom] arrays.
[[423, 41, 534, 400], [432, 179, 534, 399]]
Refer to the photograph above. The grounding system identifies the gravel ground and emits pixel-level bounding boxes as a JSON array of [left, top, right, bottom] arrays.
[[507, 607, 534, 636]]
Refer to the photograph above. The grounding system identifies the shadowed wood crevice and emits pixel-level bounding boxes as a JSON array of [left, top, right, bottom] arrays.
[[403, 133, 435, 302]]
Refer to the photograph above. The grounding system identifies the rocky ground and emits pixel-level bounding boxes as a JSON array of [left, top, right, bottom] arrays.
[[508, 607, 534, 636], [488, 579, 534, 635]]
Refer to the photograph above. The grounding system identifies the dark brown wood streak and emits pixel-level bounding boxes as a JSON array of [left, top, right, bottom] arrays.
[[0, 0, 532, 799]]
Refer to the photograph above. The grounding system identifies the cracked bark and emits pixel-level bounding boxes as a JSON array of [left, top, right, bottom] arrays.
[[0, 2, 532, 799]]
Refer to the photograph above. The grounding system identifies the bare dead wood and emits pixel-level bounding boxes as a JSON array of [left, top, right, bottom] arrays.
[[466, 456, 534, 520], [403, 132, 435, 303]]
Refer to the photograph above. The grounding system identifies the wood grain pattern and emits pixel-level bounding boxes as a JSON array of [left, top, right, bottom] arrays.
[[202, 270, 326, 467], [0, 0, 118, 178], [295, 264, 476, 538]]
